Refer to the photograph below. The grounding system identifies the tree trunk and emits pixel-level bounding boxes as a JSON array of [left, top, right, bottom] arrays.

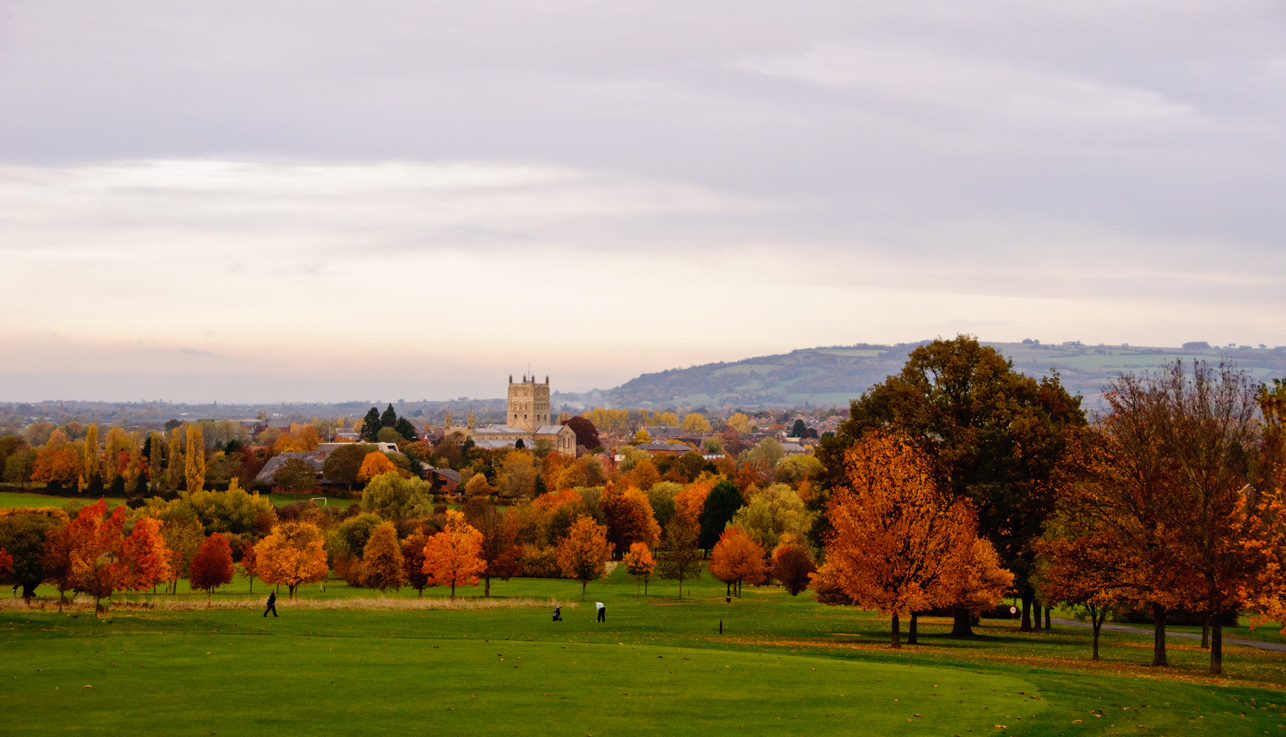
[[1045, 606, 1052, 631], [1201, 614, 1209, 649], [1151, 603, 1168, 667], [451, 582, 457, 601], [485, 574, 491, 598], [289, 584, 297, 599], [908, 612, 919, 645], [891, 614, 901, 649], [580, 580, 586, 601], [644, 578, 648, 597], [950, 606, 974, 637], [1210, 620, 1223, 675], [1019, 592, 1033, 632], [1092, 619, 1102, 661], [21, 583, 36, 599]]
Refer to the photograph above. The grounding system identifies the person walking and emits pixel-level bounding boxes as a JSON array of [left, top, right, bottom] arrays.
[[264, 590, 278, 618], [595, 601, 605, 623]]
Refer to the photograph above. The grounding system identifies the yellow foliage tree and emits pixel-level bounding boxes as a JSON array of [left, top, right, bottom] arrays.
[[681, 413, 712, 435], [726, 413, 752, 434], [185, 424, 205, 492]]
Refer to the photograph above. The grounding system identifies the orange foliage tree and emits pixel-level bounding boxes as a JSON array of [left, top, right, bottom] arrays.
[[622, 542, 655, 596], [709, 526, 767, 598], [401, 531, 431, 597], [120, 516, 172, 593], [673, 478, 714, 530], [1035, 527, 1129, 660], [190, 532, 235, 600], [254, 522, 329, 598], [557, 515, 613, 600], [819, 432, 978, 648], [357, 452, 398, 482], [422, 510, 485, 600], [599, 485, 661, 555], [42, 500, 127, 613], [31, 447, 81, 489], [771, 541, 816, 597]]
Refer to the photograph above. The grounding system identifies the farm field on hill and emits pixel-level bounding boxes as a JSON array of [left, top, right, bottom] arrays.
[[4, 566, 1284, 736]]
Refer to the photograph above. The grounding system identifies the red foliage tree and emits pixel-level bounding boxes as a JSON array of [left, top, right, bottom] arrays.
[[120, 516, 172, 593], [190, 533, 235, 600]]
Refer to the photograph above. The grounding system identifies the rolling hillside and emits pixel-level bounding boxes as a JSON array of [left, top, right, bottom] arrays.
[[557, 341, 1286, 410]]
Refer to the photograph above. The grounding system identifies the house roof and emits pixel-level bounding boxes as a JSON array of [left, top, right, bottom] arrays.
[[635, 442, 693, 453], [255, 451, 328, 483]]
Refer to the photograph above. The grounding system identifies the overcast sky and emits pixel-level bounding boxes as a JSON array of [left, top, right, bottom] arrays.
[[2, 1, 1284, 403]]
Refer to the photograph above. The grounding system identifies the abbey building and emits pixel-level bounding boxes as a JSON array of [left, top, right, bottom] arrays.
[[444, 374, 578, 455]]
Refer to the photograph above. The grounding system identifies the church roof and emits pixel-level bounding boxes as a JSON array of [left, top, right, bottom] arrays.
[[535, 425, 569, 435]]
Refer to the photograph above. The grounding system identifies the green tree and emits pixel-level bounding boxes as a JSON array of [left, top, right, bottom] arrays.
[[273, 457, 317, 493], [380, 404, 398, 429], [656, 522, 702, 599], [394, 417, 418, 442], [0, 511, 63, 598], [361, 472, 431, 520], [698, 479, 743, 553], [816, 334, 1086, 635], [323, 443, 376, 490]]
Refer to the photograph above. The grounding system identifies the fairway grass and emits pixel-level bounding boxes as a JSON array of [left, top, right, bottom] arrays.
[[3, 567, 1285, 736]]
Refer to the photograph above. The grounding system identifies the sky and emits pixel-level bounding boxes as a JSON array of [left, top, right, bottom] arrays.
[[2, 1, 1285, 403]]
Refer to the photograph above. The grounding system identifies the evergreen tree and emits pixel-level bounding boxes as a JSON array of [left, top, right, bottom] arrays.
[[394, 417, 418, 442], [698, 479, 744, 552], [380, 404, 398, 428], [360, 407, 382, 442]]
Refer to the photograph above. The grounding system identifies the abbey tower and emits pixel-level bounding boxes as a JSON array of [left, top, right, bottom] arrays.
[[507, 374, 550, 433]]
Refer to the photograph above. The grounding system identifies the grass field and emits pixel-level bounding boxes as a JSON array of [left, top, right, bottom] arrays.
[[4, 566, 1286, 736]]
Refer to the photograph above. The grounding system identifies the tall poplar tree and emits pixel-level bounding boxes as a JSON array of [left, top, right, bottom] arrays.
[[166, 428, 184, 493]]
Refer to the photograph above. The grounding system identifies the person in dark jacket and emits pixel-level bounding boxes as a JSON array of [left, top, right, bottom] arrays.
[[552, 605, 562, 622], [264, 591, 278, 617], [596, 602, 605, 622]]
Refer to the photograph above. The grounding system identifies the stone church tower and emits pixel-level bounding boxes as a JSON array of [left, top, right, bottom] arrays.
[[507, 374, 551, 432]]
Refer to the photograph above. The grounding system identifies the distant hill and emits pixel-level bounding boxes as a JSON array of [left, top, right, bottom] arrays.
[[554, 341, 1286, 411]]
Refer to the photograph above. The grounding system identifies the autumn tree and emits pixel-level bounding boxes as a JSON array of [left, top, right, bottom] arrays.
[[401, 531, 431, 596], [557, 515, 613, 600], [422, 510, 485, 600], [82, 423, 99, 489], [681, 413, 713, 435], [730, 483, 814, 553], [159, 516, 205, 594], [166, 427, 184, 492], [31, 444, 80, 489], [656, 521, 701, 599], [1159, 361, 1273, 674], [361, 522, 406, 594], [255, 521, 329, 598], [817, 335, 1086, 635], [600, 485, 661, 555], [1035, 526, 1128, 660], [120, 516, 172, 594], [190, 532, 235, 600], [357, 452, 398, 482], [43, 500, 127, 614], [185, 424, 206, 492], [771, 542, 816, 596], [820, 432, 979, 648], [464, 498, 522, 597], [496, 450, 538, 499], [623, 542, 655, 596], [709, 526, 767, 598]]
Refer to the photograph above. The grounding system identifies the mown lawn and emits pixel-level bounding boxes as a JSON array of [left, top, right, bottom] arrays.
[[4, 566, 1286, 736]]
